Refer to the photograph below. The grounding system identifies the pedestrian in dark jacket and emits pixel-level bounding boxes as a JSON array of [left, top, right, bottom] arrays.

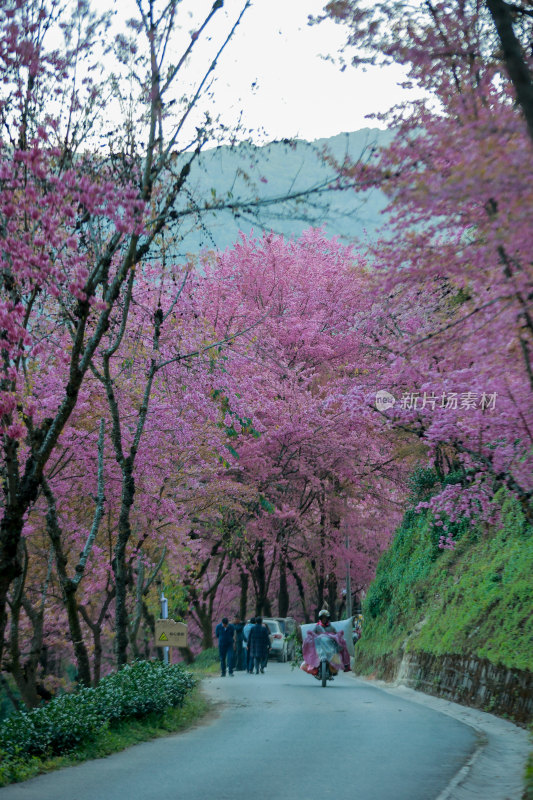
[[215, 617, 235, 676], [247, 616, 270, 674], [261, 621, 270, 671], [233, 617, 246, 671]]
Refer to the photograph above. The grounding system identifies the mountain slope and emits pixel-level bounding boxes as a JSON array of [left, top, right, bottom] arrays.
[[174, 128, 392, 256]]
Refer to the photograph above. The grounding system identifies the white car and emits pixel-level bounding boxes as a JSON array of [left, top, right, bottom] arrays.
[[275, 617, 297, 659], [263, 618, 291, 662]]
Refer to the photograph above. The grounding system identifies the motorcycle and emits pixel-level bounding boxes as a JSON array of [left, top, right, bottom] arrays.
[[300, 631, 343, 687], [315, 634, 339, 687]]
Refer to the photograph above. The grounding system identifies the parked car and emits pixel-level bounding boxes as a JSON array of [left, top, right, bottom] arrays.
[[275, 617, 297, 659], [263, 617, 297, 661]]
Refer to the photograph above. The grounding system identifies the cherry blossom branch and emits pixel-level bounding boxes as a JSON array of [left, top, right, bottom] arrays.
[[161, 2, 251, 162]]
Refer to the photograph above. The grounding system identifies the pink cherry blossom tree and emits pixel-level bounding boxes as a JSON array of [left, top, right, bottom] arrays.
[[199, 230, 410, 618], [0, 0, 251, 672], [322, 0, 533, 534]]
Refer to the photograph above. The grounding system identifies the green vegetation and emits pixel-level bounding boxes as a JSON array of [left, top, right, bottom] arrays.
[[191, 647, 220, 674], [0, 660, 207, 787], [0, 684, 209, 787], [0, 660, 196, 757], [355, 477, 533, 795], [355, 485, 533, 674], [525, 745, 533, 800], [0, 652, 224, 787]]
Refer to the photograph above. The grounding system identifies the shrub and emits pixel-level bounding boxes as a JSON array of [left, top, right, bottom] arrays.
[[0, 687, 104, 757], [94, 660, 195, 723], [0, 661, 196, 757], [366, 573, 392, 619], [408, 466, 438, 502]]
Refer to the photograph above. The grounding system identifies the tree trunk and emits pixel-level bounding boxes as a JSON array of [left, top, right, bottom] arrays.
[[0, 498, 31, 670], [278, 558, 289, 617], [239, 570, 248, 621], [43, 485, 92, 687], [327, 574, 338, 620], [64, 585, 92, 687], [486, 0, 533, 144], [253, 541, 272, 616], [9, 607, 42, 708], [129, 548, 166, 660], [79, 585, 114, 687], [7, 546, 53, 708], [194, 603, 214, 649], [316, 572, 325, 616], [142, 602, 157, 660], [113, 535, 130, 669], [113, 457, 135, 668], [92, 625, 103, 685], [128, 556, 145, 661], [254, 541, 266, 616]]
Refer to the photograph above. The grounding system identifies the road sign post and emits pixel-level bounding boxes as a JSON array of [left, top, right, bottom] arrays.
[[160, 591, 169, 665], [155, 619, 188, 649]]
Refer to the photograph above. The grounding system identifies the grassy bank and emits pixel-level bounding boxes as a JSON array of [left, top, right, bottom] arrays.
[[526, 749, 533, 800], [354, 488, 532, 675]]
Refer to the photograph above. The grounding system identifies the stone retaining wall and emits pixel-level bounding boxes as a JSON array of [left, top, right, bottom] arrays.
[[358, 650, 533, 725]]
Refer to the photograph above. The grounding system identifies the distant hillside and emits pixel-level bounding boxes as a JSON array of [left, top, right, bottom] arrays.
[[173, 128, 392, 257]]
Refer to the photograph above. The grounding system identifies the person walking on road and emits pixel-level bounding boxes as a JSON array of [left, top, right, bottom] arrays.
[[215, 617, 235, 677], [243, 617, 255, 673], [261, 620, 271, 672], [233, 617, 246, 671], [247, 616, 270, 674]]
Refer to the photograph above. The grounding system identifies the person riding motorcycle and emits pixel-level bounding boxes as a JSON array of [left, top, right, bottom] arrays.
[[314, 609, 336, 633], [313, 609, 351, 672]]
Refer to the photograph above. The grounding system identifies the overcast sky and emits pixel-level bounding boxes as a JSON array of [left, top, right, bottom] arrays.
[[108, 0, 413, 144], [190, 0, 410, 141]]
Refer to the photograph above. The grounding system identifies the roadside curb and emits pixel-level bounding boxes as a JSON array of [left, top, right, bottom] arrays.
[[434, 734, 487, 800], [352, 673, 530, 800]]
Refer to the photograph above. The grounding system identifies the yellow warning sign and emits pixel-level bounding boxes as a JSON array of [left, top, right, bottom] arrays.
[[155, 619, 187, 648]]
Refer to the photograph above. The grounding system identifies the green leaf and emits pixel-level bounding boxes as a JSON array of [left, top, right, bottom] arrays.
[[259, 494, 275, 513], [225, 444, 239, 460]]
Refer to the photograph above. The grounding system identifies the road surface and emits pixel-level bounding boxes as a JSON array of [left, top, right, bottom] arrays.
[[0, 662, 526, 799]]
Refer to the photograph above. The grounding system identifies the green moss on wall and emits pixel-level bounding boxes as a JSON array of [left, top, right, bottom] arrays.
[[355, 489, 533, 674]]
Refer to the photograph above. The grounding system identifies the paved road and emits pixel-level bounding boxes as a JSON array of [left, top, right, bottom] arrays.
[[0, 662, 482, 800], [369, 678, 530, 800]]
